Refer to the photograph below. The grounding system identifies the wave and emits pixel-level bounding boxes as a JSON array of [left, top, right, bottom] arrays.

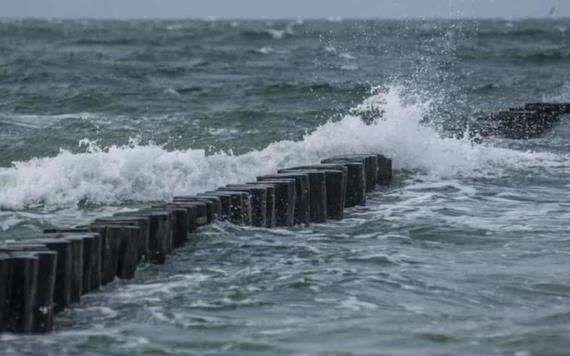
[[0, 112, 100, 130], [0, 86, 561, 210], [240, 23, 296, 40]]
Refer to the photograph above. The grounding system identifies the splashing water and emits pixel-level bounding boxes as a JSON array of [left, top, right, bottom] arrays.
[[0, 86, 561, 210]]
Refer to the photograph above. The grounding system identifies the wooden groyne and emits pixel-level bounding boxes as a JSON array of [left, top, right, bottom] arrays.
[[0, 153, 392, 334], [453, 102, 570, 139]]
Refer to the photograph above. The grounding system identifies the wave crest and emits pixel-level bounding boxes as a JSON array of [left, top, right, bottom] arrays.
[[0, 86, 560, 210]]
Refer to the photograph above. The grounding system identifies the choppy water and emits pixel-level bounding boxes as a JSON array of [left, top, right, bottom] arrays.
[[1, 18, 570, 355]]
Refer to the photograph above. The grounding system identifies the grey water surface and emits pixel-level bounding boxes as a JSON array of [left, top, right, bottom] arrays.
[[1, 19, 570, 355]]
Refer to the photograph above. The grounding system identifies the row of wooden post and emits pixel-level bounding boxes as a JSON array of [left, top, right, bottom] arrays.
[[456, 102, 570, 140], [0, 153, 392, 334]]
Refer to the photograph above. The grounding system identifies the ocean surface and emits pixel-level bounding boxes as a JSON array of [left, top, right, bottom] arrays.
[[1, 18, 570, 355]]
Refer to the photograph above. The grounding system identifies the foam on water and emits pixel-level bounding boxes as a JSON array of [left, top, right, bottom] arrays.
[[0, 86, 562, 210]]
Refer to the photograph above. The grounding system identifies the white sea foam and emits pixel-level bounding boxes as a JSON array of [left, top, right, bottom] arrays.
[[0, 86, 562, 210]]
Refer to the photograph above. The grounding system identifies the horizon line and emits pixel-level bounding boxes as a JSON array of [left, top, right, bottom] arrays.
[[1, 15, 569, 21]]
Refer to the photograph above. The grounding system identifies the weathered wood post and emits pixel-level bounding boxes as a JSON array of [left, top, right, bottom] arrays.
[[113, 211, 171, 264], [322, 154, 377, 191], [258, 173, 310, 226], [278, 169, 327, 223], [321, 159, 365, 207], [0, 252, 12, 332], [5, 251, 38, 333], [248, 179, 296, 227], [376, 154, 392, 185], [220, 185, 267, 227], [198, 193, 232, 222], [0, 253, 12, 332], [215, 190, 252, 225], [152, 205, 189, 249], [4, 244, 58, 333], [28, 238, 73, 313], [281, 165, 347, 220], [94, 217, 149, 263], [243, 183, 277, 227], [202, 191, 245, 225], [173, 196, 221, 223], [40, 235, 84, 304]]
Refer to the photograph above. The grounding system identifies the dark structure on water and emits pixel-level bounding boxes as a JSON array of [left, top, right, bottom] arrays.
[[1, 101, 568, 334], [455, 102, 570, 140], [0, 153, 393, 334]]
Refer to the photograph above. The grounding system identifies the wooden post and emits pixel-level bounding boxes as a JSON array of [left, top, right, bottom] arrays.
[[27, 239, 73, 313], [0, 252, 12, 332], [214, 190, 251, 225], [244, 183, 277, 227], [220, 185, 267, 227], [278, 169, 327, 223], [226, 184, 276, 228], [3, 244, 58, 333], [258, 173, 310, 226], [113, 211, 171, 264], [5, 252, 38, 333], [376, 154, 392, 185], [40, 235, 84, 303], [248, 179, 296, 227], [46, 234, 97, 295], [322, 154, 377, 191], [321, 159, 365, 207], [282, 165, 346, 220], [198, 191, 236, 224], [173, 196, 221, 222], [152, 206, 189, 249], [94, 217, 150, 263]]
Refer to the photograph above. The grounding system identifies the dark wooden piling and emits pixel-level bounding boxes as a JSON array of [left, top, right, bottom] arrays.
[[258, 173, 310, 226], [62, 237, 83, 303], [40, 235, 84, 303], [5, 252, 38, 333], [91, 224, 141, 281], [524, 102, 570, 114], [322, 154, 377, 191], [320, 159, 366, 207], [0, 253, 12, 332], [167, 202, 209, 226], [215, 190, 252, 225], [278, 169, 327, 223], [94, 217, 149, 263], [173, 196, 222, 222], [48, 233, 97, 295], [220, 185, 267, 227], [248, 179, 296, 227], [89, 226, 120, 283], [475, 108, 560, 139], [283, 165, 346, 220], [198, 193, 232, 222], [202, 191, 244, 225], [231, 183, 277, 228], [31, 249, 57, 333], [113, 211, 171, 264], [3, 244, 58, 333], [26, 239, 73, 313], [246, 181, 282, 228], [153, 205, 189, 249], [172, 199, 213, 224], [163, 202, 199, 233], [376, 154, 392, 185]]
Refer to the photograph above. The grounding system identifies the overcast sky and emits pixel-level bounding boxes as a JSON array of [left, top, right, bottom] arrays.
[[1, 0, 569, 19]]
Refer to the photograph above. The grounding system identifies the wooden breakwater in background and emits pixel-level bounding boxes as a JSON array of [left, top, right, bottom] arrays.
[[0, 153, 392, 334], [450, 102, 570, 139]]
